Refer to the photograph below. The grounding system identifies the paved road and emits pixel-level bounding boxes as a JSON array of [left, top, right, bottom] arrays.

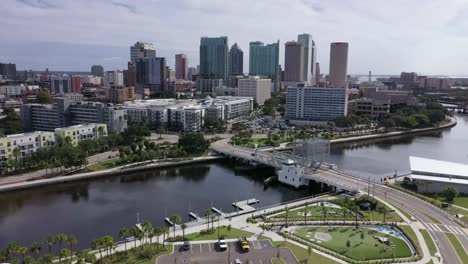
[[211, 139, 468, 264], [158, 240, 298, 264]]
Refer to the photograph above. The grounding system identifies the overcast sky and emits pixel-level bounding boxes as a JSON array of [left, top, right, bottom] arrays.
[[2, 0, 468, 75]]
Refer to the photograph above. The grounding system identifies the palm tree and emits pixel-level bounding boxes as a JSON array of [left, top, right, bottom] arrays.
[[46, 236, 56, 253], [66, 234, 78, 256], [285, 206, 289, 228], [59, 248, 71, 263], [154, 227, 163, 249], [169, 215, 182, 237], [39, 254, 55, 264], [91, 238, 104, 263], [142, 220, 153, 244], [31, 241, 42, 259], [205, 209, 213, 230], [24, 256, 36, 264], [119, 228, 129, 254], [162, 227, 169, 246], [181, 223, 187, 239], [6, 241, 19, 262], [130, 227, 139, 248], [18, 246, 28, 263], [321, 203, 328, 224], [304, 203, 309, 225], [0, 250, 7, 262], [55, 234, 68, 251]]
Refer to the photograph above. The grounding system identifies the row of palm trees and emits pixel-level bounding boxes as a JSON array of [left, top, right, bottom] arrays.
[[0, 214, 198, 264], [0, 233, 78, 264]]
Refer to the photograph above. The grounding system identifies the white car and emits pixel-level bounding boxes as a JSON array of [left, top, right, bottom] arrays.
[[218, 239, 228, 250], [235, 259, 242, 264]]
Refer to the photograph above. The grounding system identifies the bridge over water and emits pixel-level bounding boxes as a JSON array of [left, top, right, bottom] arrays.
[[210, 139, 362, 192]]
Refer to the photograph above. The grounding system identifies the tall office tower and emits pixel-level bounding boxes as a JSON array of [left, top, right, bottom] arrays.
[[229, 43, 243, 76], [188, 67, 197, 81], [127, 62, 136, 87], [136, 57, 167, 93], [71, 76, 81, 93], [199, 36, 228, 80], [284, 41, 304, 82], [297, 34, 315, 83], [249, 41, 280, 92], [175, 54, 188, 80], [0, 63, 17, 80], [329, 42, 349, 88], [130, 42, 156, 62], [91, 65, 104, 77], [315, 62, 321, 84]]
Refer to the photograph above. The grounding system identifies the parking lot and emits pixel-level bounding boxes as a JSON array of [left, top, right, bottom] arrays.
[[157, 240, 298, 264]]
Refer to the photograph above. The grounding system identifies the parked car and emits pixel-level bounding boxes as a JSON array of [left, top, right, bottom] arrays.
[[238, 237, 250, 252], [218, 238, 227, 250], [182, 240, 190, 251], [235, 259, 242, 264]]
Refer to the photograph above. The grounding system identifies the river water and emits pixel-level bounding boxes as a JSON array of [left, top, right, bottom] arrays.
[[0, 114, 467, 250]]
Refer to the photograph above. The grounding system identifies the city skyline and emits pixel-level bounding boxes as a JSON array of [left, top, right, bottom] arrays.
[[1, 0, 468, 75]]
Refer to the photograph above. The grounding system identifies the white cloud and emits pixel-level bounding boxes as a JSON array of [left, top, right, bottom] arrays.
[[1, 0, 468, 75]]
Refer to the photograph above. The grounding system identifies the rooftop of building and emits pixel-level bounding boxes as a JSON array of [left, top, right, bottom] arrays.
[[2, 131, 53, 139], [54, 123, 105, 131], [410, 156, 468, 179]]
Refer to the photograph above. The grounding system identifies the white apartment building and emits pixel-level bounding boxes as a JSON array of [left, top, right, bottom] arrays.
[[104, 70, 124, 87], [238, 77, 271, 105]]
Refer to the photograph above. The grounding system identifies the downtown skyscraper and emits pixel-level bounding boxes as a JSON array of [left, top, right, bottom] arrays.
[[175, 54, 188, 80], [284, 41, 304, 82], [229, 43, 243, 76], [329, 42, 349, 88], [199, 36, 228, 80], [130, 42, 156, 62], [297, 33, 317, 85], [249, 41, 280, 92]]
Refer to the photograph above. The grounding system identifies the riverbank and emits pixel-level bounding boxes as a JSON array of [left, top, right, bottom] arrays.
[[330, 116, 457, 145], [0, 155, 224, 193]]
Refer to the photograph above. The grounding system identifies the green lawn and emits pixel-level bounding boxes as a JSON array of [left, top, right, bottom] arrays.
[[101, 244, 172, 264], [419, 229, 437, 256], [272, 202, 402, 222], [271, 258, 286, 264], [272, 241, 339, 264], [294, 226, 412, 261], [446, 233, 468, 264], [398, 225, 421, 254], [185, 226, 253, 241], [453, 196, 468, 209], [81, 158, 119, 172]]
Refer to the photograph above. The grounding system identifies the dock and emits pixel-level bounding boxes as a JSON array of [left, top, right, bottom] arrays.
[[189, 212, 198, 220], [211, 207, 222, 215], [164, 217, 174, 226], [232, 198, 259, 208]]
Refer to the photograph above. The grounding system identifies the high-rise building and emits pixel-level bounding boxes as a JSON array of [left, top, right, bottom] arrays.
[[297, 34, 316, 83], [175, 54, 188, 80], [199, 36, 228, 80], [136, 57, 167, 93], [71, 76, 81, 93], [284, 41, 304, 82], [286, 85, 348, 123], [188, 67, 197, 81], [104, 70, 124, 87], [329, 42, 349, 88], [108, 86, 135, 103], [127, 62, 136, 87], [238, 77, 271, 105], [315, 62, 321, 84], [311, 40, 317, 85], [229, 43, 243, 76], [0, 63, 17, 80], [91, 65, 104, 77], [249, 41, 280, 92], [50, 75, 72, 94], [130, 42, 156, 62]]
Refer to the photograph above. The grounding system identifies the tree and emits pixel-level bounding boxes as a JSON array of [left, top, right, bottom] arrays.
[[91, 238, 104, 262], [0, 107, 24, 136], [154, 227, 163, 249], [181, 223, 187, 239], [440, 187, 458, 203], [178, 133, 208, 155], [346, 240, 351, 249], [66, 234, 78, 256], [36, 92, 53, 104], [18, 246, 28, 263], [169, 214, 182, 237], [38, 254, 54, 264], [31, 241, 42, 259], [24, 256, 36, 264], [46, 236, 56, 253], [205, 209, 213, 230], [204, 117, 225, 133], [285, 206, 289, 228], [119, 228, 129, 254], [130, 227, 140, 248], [304, 203, 309, 225], [321, 203, 328, 224], [380, 118, 396, 132], [55, 234, 68, 251], [6, 242, 19, 262], [59, 248, 70, 263]]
